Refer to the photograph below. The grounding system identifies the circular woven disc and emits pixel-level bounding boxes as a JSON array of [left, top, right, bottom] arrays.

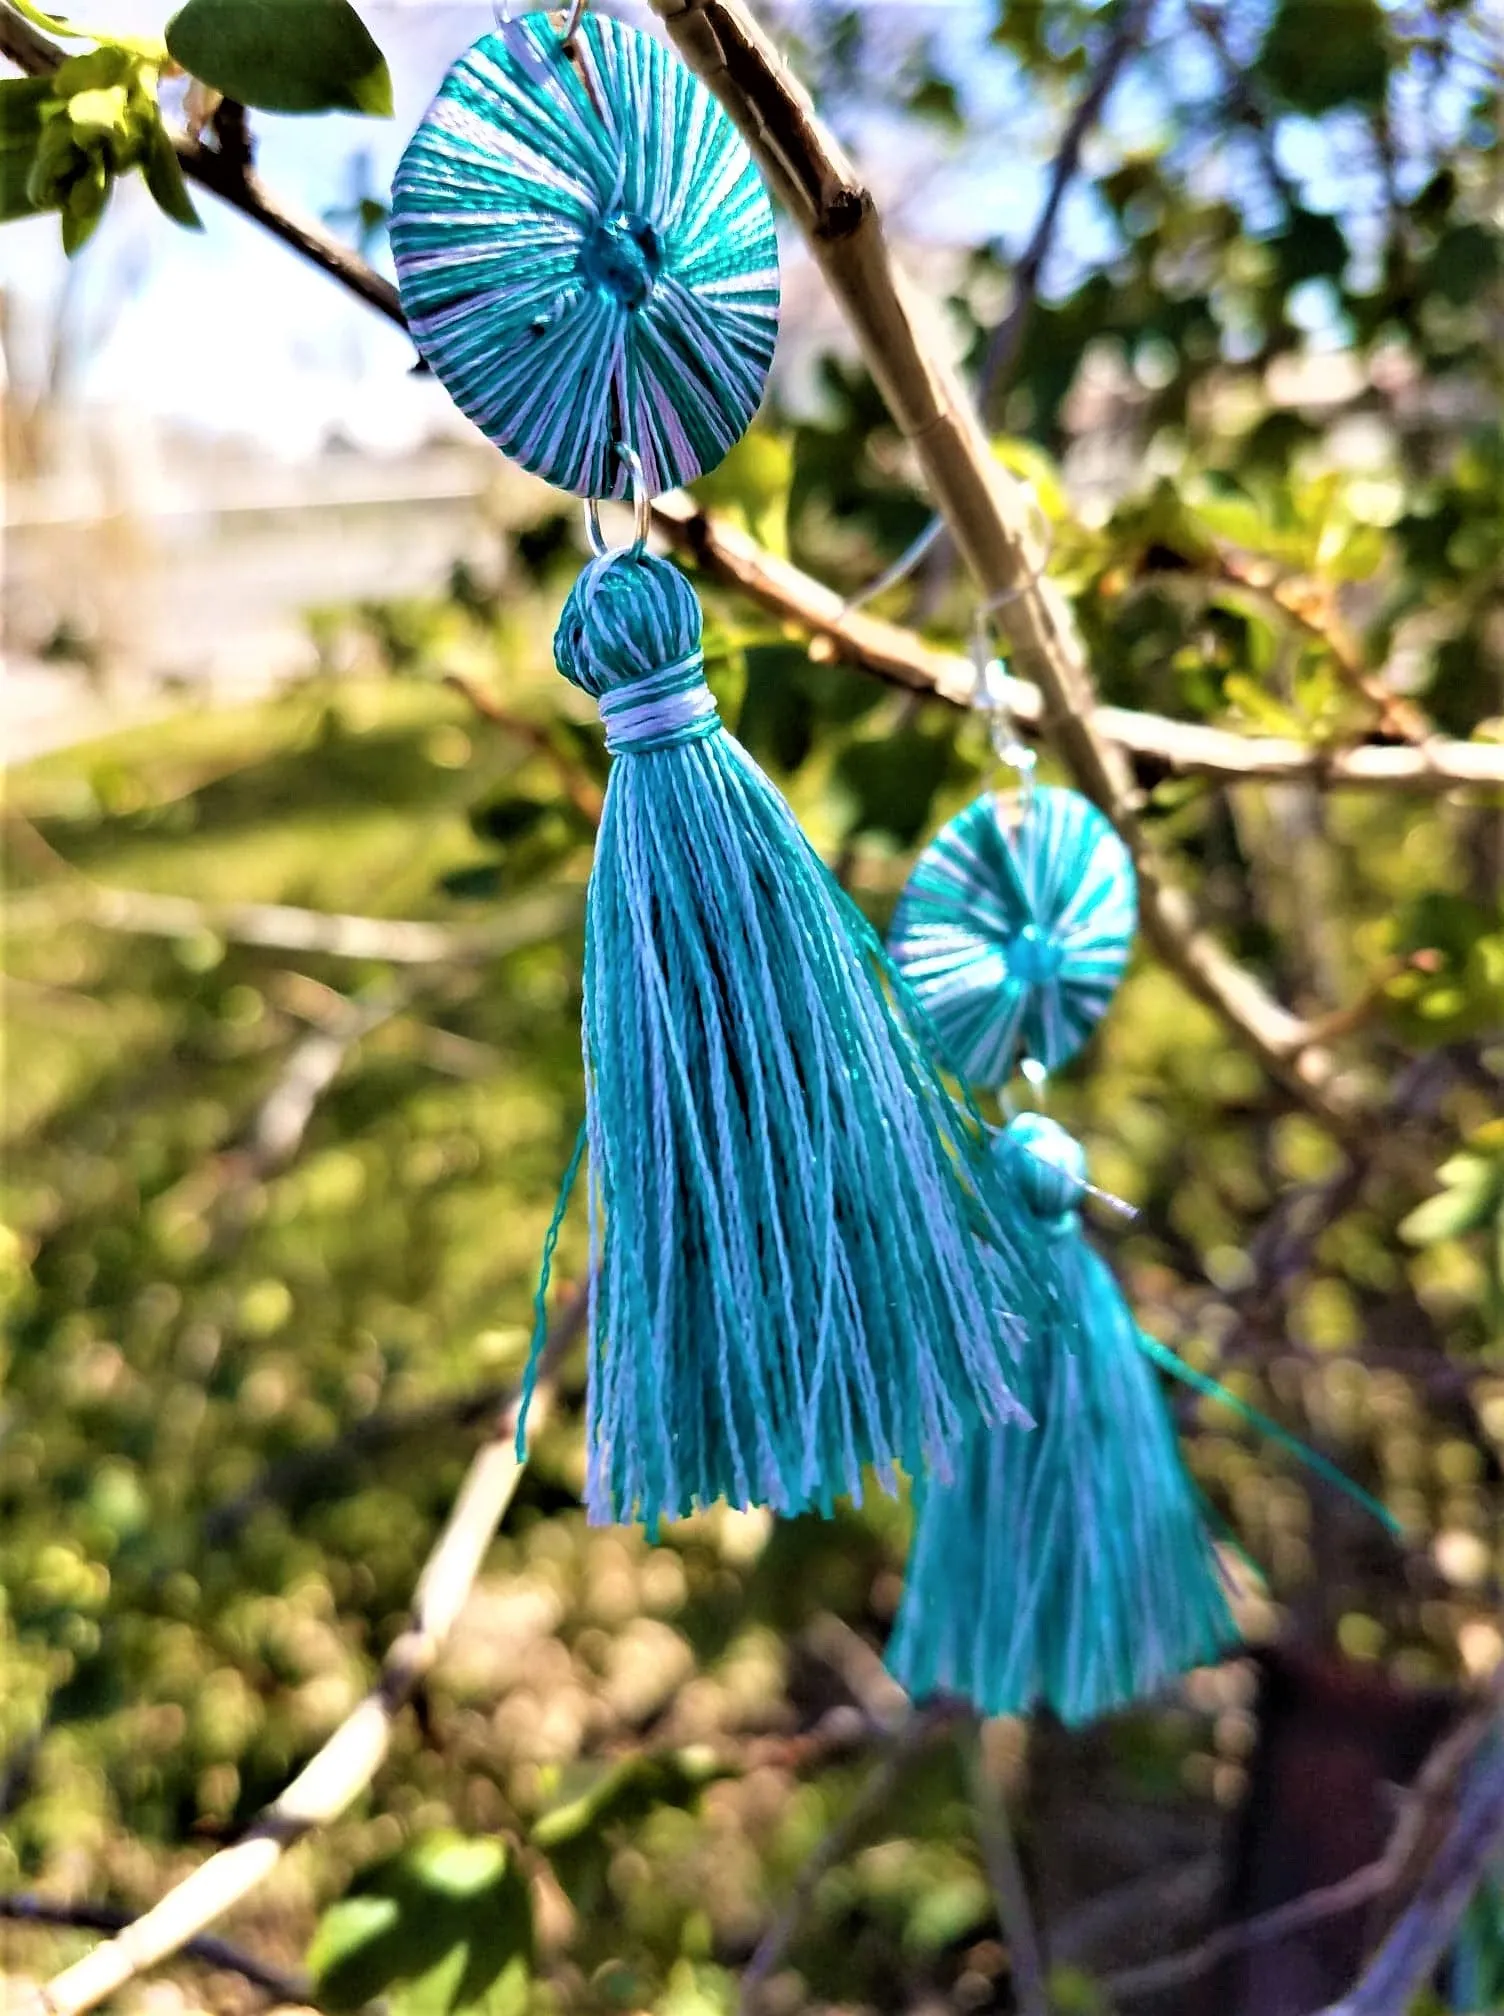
[[390, 14, 779, 499], [889, 785, 1137, 1085]]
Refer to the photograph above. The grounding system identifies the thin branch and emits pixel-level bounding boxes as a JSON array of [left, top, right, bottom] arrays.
[[444, 676, 604, 826], [4, 879, 581, 966], [1319, 1728, 1504, 2016], [1212, 551, 1431, 746], [0, 8, 398, 325], [24, 1293, 586, 2016], [0, 1898, 307, 2007], [1101, 1846, 1397, 2002], [654, 496, 1504, 792], [965, 1719, 1048, 2016], [738, 1700, 962, 2015], [1105, 1693, 1504, 2006], [242, 983, 411, 1177], [978, 0, 1154, 407]]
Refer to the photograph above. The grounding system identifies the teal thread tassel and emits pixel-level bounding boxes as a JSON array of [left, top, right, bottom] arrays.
[[522, 551, 1050, 1528], [887, 1114, 1239, 1727]]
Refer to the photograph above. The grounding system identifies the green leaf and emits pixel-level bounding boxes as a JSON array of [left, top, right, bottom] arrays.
[[1257, 0, 1388, 113], [166, 0, 393, 117], [141, 119, 201, 229], [308, 1832, 532, 2016], [533, 1752, 723, 1918], [0, 78, 52, 222], [1222, 674, 1306, 737], [64, 85, 130, 141], [468, 795, 553, 847], [59, 158, 108, 254], [1400, 1153, 1503, 1246], [833, 725, 955, 848]]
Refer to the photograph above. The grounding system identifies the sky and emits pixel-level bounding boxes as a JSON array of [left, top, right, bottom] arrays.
[[0, 0, 1101, 460], [5, 0, 1493, 462]]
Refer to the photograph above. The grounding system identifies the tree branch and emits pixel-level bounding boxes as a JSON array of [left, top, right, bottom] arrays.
[[0, 1898, 307, 2007], [738, 1700, 962, 2014], [654, 496, 1503, 792], [1319, 1725, 1504, 2016], [1104, 1693, 1504, 2006], [6, 1, 1492, 1128], [23, 1291, 586, 2016], [644, 0, 1370, 1131], [977, 0, 1153, 407], [4, 879, 581, 966], [966, 1719, 1048, 2016]]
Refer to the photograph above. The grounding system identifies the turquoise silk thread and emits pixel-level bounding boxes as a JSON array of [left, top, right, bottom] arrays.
[[519, 552, 1053, 1529], [886, 1113, 1239, 1727], [390, 13, 778, 499], [889, 784, 1137, 1085]]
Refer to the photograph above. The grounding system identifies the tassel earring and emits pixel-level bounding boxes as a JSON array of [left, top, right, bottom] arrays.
[[884, 677, 1393, 1721], [391, 10, 1049, 1529], [887, 1110, 1238, 1727], [887, 734, 1238, 1721]]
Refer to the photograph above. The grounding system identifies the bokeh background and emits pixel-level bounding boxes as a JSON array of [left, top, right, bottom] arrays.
[[3, 3, 1503, 2014]]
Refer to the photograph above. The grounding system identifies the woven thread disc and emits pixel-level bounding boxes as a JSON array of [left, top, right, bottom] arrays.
[[889, 784, 1137, 1084], [390, 13, 779, 499]]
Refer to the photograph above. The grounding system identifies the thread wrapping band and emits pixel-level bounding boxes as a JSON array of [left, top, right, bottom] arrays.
[[598, 653, 721, 754]]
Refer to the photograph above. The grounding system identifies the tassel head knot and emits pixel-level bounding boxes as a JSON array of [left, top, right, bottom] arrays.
[[999, 1112, 1086, 1236], [556, 552, 722, 755]]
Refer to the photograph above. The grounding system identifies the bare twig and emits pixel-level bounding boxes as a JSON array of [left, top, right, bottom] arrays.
[[4, 880, 581, 965], [24, 1293, 585, 2016], [444, 675, 604, 826], [978, 0, 1154, 406], [0, 1898, 307, 2007], [1101, 1846, 1398, 2001], [739, 1700, 961, 2015], [242, 983, 411, 1176], [1105, 1694, 1504, 2005], [1211, 551, 1432, 746], [1319, 1728, 1504, 2016], [965, 1720, 1048, 2016]]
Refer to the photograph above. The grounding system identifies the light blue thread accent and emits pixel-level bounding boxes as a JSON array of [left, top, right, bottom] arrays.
[[886, 1114, 1239, 1729], [389, 13, 779, 498], [888, 785, 1137, 1084], [598, 652, 719, 753], [517, 550, 1059, 1530]]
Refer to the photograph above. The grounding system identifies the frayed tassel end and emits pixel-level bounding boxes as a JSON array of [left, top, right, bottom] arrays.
[[887, 1113, 1239, 1727]]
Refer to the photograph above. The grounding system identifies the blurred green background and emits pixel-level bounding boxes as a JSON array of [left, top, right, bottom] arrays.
[[2, 1, 1503, 2013]]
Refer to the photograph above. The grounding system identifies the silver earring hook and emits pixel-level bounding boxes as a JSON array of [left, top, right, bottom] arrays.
[[972, 610, 1037, 808], [584, 443, 651, 561]]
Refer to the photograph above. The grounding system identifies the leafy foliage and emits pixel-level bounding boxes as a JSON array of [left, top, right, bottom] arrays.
[[165, 0, 393, 118], [2, 1, 1503, 2012]]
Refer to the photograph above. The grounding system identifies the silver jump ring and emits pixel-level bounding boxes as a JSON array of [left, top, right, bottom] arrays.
[[584, 443, 651, 561], [560, 0, 588, 43], [971, 612, 1037, 806]]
